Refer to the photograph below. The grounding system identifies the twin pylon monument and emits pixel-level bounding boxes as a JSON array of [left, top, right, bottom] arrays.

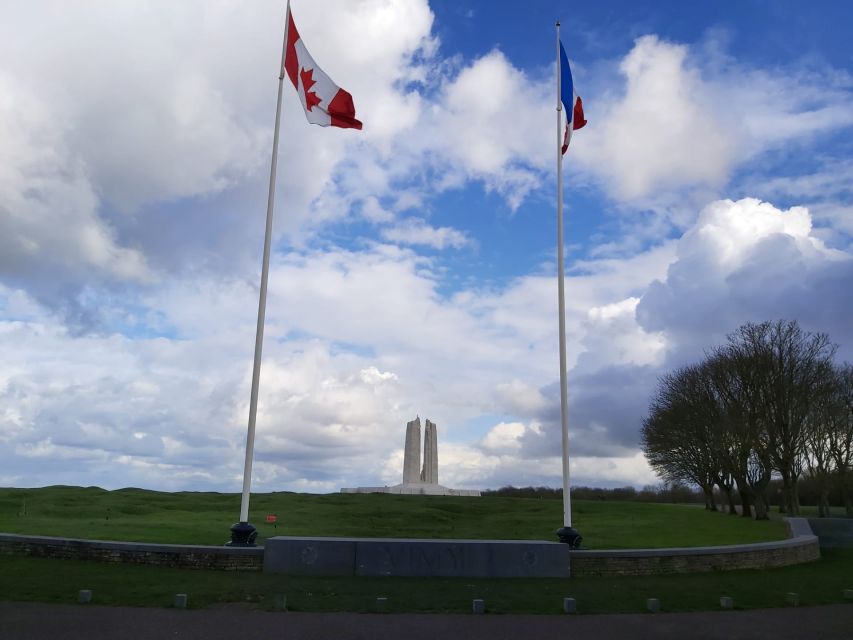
[[342, 416, 480, 496]]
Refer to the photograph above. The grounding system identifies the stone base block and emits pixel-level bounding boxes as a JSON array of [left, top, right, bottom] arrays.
[[341, 484, 481, 496], [264, 537, 571, 578]]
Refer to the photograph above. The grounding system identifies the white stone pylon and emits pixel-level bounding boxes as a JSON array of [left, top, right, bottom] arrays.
[[403, 416, 422, 484], [421, 419, 438, 485]]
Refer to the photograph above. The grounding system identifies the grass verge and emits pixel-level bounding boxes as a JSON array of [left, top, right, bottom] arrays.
[[1, 551, 851, 614]]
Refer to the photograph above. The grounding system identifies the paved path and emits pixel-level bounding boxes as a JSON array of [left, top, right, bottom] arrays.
[[1, 602, 852, 640]]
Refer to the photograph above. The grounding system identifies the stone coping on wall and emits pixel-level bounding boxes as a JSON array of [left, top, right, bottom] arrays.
[[0, 532, 263, 571]]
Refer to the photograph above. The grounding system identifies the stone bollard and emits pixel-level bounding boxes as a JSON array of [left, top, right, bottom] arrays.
[[174, 594, 188, 609], [273, 593, 287, 611], [562, 597, 576, 614], [376, 597, 388, 613], [720, 596, 733, 610], [472, 599, 485, 615], [785, 592, 799, 607], [844, 589, 853, 602], [78, 590, 92, 604], [646, 598, 660, 613]]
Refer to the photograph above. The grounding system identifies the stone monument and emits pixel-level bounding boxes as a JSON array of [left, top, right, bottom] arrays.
[[341, 416, 480, 496]]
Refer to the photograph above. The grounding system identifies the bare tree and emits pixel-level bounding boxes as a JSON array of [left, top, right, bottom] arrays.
[[725, 320, 837, 516], [706, 349, 773, 519], [827, 364, 853, 517], [642, 365, 723, 511]]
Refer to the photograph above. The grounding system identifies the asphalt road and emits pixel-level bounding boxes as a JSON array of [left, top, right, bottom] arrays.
[[1, 602, 852, 640]]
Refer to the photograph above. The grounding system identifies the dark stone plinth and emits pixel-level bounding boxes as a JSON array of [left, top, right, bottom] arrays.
[[263, 537, 571, 578], [226, 522, 258, 547], [806, 518, 853, 548], [556, 527, 583, 549]]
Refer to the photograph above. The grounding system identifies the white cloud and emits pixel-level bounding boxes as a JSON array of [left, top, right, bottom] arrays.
[[576, 35, 853, 208], [580, 36, 735, 200], [637, 197, 852, 358], [0, 72, 150, 284], [480, 421, 529, 454], [381, 218, 470, 249]]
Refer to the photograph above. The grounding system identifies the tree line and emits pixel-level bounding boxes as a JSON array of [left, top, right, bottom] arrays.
[[483, 484, 706, 503], [642, 320, 852, 520]]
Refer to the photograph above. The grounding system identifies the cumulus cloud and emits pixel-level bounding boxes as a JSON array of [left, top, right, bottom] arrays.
[[420, 50, 552, 208], [637, 198, 852, 357], [580, 36, 735, 200], [577, 35, 853, 207], [0, 72, 149, 287]]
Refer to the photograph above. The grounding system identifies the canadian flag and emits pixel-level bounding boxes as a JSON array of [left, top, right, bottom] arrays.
[[283, 6, 362, 130]]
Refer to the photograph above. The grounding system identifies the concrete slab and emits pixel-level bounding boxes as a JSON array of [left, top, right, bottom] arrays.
[[262, 537, 356, 576]]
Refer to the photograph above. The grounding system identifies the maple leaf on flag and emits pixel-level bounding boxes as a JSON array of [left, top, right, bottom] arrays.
[[300, 67, 323, 112]]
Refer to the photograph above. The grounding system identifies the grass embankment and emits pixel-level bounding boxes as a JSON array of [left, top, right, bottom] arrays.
[[0, 486, 788, 549], [1, 551, 851, 614]]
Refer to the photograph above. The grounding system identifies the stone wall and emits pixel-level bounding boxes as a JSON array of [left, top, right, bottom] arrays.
[[0, 517, 821, 576], [0, 533, 263, 571], [570, 518, 820, 577]]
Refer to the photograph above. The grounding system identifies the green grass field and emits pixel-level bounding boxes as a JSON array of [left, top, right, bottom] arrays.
[[0, 486, 788, 548]]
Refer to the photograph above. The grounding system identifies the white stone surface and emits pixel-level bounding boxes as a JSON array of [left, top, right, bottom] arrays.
[[341, 415, 481, 496], [421, 419, 438, 484], [402, 417, 421, 485]]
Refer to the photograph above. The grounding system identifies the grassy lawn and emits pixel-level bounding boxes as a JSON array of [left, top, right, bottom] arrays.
[[0, 486, 787, 549], [0, 550, 851, 614]]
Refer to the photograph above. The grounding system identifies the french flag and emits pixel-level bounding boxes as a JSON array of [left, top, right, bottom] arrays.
[[283, 5, 362, 130], [560, 41, 586, 154]]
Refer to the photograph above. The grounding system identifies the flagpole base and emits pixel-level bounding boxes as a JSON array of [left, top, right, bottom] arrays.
[[556, 526, 582, 549], [226, 521, 258, 547]]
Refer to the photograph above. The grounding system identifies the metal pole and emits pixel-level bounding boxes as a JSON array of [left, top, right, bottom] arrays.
[[231, 4, 290, 543], [238, 75, 283, 524], [555, 21, 572, 529]]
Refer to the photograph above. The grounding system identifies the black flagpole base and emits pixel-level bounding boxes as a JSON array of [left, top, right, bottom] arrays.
[[556, 526, 583, 549], [226, 521, 258, 547]]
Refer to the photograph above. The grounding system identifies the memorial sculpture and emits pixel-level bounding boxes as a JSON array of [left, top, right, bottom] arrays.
[[341, 416, 480, 496]]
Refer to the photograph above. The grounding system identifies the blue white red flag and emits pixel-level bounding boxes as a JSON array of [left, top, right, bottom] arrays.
[[560, 41, 586, 154]]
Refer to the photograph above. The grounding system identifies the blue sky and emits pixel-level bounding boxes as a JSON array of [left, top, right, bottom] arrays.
[[0, 0, 851, 494]]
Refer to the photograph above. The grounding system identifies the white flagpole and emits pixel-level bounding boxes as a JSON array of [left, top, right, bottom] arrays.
[[230, 3, 291, 544], [555, 21, 572, 530]]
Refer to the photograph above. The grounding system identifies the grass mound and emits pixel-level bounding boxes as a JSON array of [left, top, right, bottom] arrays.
[[0, 486, 787, 548]]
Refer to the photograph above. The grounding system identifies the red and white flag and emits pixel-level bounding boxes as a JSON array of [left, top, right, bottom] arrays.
[[283, 5, 362, 130]]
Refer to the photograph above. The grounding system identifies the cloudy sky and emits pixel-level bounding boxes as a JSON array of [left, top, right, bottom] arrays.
[[1, 0, 851, 495]]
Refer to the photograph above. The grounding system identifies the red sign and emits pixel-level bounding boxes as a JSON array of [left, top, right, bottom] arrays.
[[265, 514, 278, 523]]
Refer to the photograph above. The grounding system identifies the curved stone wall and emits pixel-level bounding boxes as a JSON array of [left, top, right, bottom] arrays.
[[570, 518, 820, 577]]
